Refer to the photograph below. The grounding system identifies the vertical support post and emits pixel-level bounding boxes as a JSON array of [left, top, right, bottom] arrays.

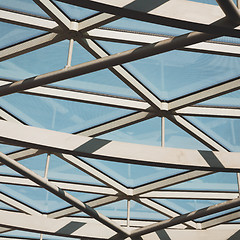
[[66, 38, 74, 68], [161, 117, 165, 147], [44, 154, 51, 179], [237, 172, 240, 196], [238, 0, 240, 8], [127, 199, 130, 228], [40, 233, 43, 240]]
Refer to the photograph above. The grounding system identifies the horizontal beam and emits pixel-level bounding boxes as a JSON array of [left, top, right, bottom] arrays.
[[87, 28, 240, 57], [0, 209, 117, 239], [0, 121, 239, 171], [57, 0, 240, 38], [0, 17, 233, 97], [175, 106, 240, 118]]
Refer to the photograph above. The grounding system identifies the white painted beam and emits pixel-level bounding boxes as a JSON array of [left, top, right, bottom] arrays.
[[0, 121, 238, 171]]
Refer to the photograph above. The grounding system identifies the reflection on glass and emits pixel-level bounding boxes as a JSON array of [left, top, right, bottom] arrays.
[[166, 172, 238, 192], [52, 0, 98, 20], [0, 184, 69, 212], [48, 155, 105, 185], [0, 22, 46, 50], [0, 93, 134, 133], [0, 0, 49, 17], [165, 119, 210, 150], [82, 157, 185, 187], [99, 41, 240, 101], [186, 116, 240, 152]]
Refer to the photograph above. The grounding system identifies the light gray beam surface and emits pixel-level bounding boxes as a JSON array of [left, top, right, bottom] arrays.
[[0, 121, 238, 171]]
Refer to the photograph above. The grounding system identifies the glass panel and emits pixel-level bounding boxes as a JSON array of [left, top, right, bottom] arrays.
[[52, 0, 98, 20], [104, 18, 189, 36], [0, 200, 16, 211], [131, 201, 167, 220], [166, 172, 238, 192], [0, 154, 48, 177], [102, 117, 161, 145], [156, 198, 224, 214], [98, 41, 240, 101], [82, 157, 185, 188], [186, 116, 240, 151], [199, 90, 240, 107], [0, 184, 70, 212], [165, 118, 210, 150], [48, 155, 105, 185], [52, 41, 140, 98], [0, 40, 69, 80], [0, 22, 46, 50], [67, 191, 103, 203], [0, 230, 40, 238], [190, 0, 237, 5], [0, 0, 49, 17], [0, 93, 134, 132]]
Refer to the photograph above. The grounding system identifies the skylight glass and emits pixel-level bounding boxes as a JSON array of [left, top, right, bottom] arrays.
[[0, 93, 134, 133], [98, 41, 240, 101], [52, 0, 98, 20], [0, 0, 49, 17], [0, 22, 46, 50]]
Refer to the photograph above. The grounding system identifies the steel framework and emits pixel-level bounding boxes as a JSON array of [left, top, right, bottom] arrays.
[[0, 0, 240, 239]]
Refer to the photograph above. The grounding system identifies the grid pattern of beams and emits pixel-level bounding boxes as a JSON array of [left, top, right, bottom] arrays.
[[0, 0, 240, 239]]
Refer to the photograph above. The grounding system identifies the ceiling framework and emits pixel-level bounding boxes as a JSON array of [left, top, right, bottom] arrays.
[[0, 0, 240, 239]]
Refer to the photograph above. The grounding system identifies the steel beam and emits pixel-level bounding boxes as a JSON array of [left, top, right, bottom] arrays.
[[87, 28, 240, 57], [33, 0, 71, 30], [57, 0, 240, 38], [0, 16, 235, 98], [0, 121, 238, 171], [0, 151, 130, 236], [132, 170, 211, 196], [0, 9, 58, 31], [0, 33, 66, 62], [131, 197, 240, 237], [57, 153, 130, 195], [135, 198, 197, 229], [77, 38, 164, 110], [217, 0, 240, 22], [168, 78, 240, 111]]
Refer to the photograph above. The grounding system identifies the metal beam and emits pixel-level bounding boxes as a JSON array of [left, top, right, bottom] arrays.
[[175, 106, 240, 119], [0, 33, 66, 62], [77, 38, 164, 110], [0, 175, 118, 195], [0, 151, 130, 236], [78, 13, 120, 32], [140, 190, 238, 200], [57, 153, 130, 195], [217, 0, 240, 22], [135, 198, 197, 229], [87, 28, 240, 58], [48, 195, 122, 219], [133, 170, 211, 196], [168, 78, 240, 111], [33, 0, 71, 30], [202, 210, 240, 229], [0, 16, 234, 98], [0, 209, 119, 239], [0, 121, 237, 171], [0, 9, 58, 31], [131, 197, 240, 237], [57, 0, 240, 38]]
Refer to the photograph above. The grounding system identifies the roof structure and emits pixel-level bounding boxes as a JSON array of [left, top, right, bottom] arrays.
[[0, 0, 240, 239]]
